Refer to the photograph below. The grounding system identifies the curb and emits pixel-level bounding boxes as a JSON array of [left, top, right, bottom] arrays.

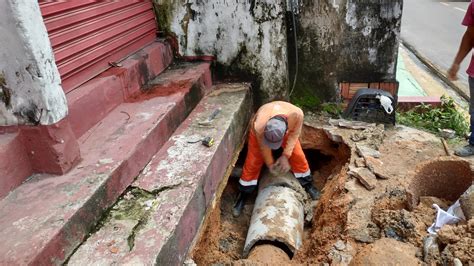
[[401, 40, 470, 101]]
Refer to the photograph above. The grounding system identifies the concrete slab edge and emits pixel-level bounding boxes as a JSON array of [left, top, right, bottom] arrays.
[[400, 41, 470, 101], [156, 88, 253, 265]]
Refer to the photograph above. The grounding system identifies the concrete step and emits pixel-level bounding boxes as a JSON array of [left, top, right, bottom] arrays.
[[67, 40, 174, 139], [68, 84, 252, 265], [0, 62, 211, 265], [0, 132, 32, 199], [397, 96, 441, 111]]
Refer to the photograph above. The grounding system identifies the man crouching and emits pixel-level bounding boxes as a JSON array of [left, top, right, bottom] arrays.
[[233, 101, 320, 217]]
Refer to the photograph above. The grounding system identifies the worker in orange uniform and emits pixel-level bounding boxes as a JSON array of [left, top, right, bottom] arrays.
[[233, 101, 320, 217]]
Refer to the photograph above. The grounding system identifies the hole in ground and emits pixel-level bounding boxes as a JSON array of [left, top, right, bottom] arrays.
[[408, 159, 473, 208], [191, 126, 351, 264], [370, 159, 473, 258]]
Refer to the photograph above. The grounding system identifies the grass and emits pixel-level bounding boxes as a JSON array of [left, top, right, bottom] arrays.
[[396, 95, 469, 138]]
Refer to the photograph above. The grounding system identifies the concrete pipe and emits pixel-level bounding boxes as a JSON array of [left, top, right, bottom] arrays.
[[242, 171, 306, 259]]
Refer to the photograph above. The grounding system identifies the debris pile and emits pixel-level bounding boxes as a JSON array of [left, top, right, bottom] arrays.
[[190, 118, 473, 265]]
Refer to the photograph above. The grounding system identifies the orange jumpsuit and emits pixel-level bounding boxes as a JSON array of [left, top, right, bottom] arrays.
[[239, 101, 310, 191]]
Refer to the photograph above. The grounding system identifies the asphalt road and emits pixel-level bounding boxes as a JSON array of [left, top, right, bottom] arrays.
[[401, 0, 471, 87]]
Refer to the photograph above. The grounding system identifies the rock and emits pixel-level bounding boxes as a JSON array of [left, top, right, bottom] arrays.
[[329, 118, 375, 129], [459, 185, 474, 220], [183, 259, 197, 266], [356, 144, 381, 158], [423, 235, 440, 263], [440, 129, 456, 139], [443, 237, 474, 265], [437, 222, 473, 265], [351, 132, 367, 142], [364, 156, 390, 179], [384, 227, 402, 241], [334, 240, 346, 251], [98, 158, 113, 165], [347, 220, 380, 244], [352, 231, 375, 244], [351, 124, 385, 146], [453, 258, 462, 266], [351, 238, 422, 265], [323, 126, 343, 143], [329, 249, 353, 265], [419, 196, 449, 210], [348, 167, 377, 190], [438, 224, 462, 244], [468, 219, 474, 234], [354, 157, 366, 168]]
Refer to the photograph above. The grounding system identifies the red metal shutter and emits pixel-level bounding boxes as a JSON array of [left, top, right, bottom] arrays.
[[39, 1, 158, 93]]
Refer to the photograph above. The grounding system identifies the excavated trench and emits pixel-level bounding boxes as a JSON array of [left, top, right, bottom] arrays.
[[190, 122, 474, 265], [190, 125, 351, 264]]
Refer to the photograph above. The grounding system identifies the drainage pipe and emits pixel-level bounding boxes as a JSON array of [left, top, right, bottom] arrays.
[[243, 171, 307, 260]]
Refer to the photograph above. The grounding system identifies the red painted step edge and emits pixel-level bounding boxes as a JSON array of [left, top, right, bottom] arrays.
[[0, 133, 32, 199], [0, 63, 211, 265], [67, 40, 173, 139]]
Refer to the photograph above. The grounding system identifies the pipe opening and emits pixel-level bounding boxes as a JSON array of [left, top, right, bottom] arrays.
[[248, 240, 294, 261], [249, 240, 294, 259]]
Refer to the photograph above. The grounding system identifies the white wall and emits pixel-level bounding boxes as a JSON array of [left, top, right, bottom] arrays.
[[0, 0, 67, 126], [161, 0, 289, 103]]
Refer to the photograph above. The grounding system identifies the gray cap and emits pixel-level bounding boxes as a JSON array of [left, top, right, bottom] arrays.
[[263, 117, 287, 150]]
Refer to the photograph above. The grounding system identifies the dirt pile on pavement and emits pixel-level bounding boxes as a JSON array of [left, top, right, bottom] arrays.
[[371, 191, 441, 247], [437, 220, 474, 264]]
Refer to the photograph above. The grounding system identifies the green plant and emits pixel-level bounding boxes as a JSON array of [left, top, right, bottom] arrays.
[[397, 95, 469, 137], [320, 102, 344, 118]]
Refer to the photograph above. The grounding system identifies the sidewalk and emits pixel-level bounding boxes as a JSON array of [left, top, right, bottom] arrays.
[[396, 47, 426, 97], [396, 45, 469, 111]]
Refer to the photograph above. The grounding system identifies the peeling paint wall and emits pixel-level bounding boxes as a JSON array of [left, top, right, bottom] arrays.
[[154, 0, 289, 104], [290, 0, 403, 107], [0, 1, 67, 126], [155, 0, 402, 109]]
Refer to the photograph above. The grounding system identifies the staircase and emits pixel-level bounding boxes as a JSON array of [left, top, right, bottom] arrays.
[[0, 39, 252, 265]]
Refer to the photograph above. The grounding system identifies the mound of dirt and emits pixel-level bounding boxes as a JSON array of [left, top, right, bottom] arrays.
[[438, 220, 474, 265], [350, 238, 422, 265]]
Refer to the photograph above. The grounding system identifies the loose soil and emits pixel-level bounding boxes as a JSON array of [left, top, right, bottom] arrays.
[[190, 117, 474, 265]]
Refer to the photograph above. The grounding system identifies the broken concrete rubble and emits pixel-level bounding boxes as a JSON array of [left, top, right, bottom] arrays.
[[354, 157, 365, 168], [323, 126, 344, 143], [192, 115, 473, 265], [328, 240, 355, 265], [351, 124, 385, 149], [356, 144, 381, 159], [437, 222, 474, 265], [422, 235, 440, 263], [348, 166, 377, 190], [329, 118, 375, 130], [365, 156, 390, 179]]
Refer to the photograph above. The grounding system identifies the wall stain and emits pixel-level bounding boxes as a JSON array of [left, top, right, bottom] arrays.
[[290, 0, 402, 109], [180, 2, 197, 52], [0, 73, 12, 108]]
